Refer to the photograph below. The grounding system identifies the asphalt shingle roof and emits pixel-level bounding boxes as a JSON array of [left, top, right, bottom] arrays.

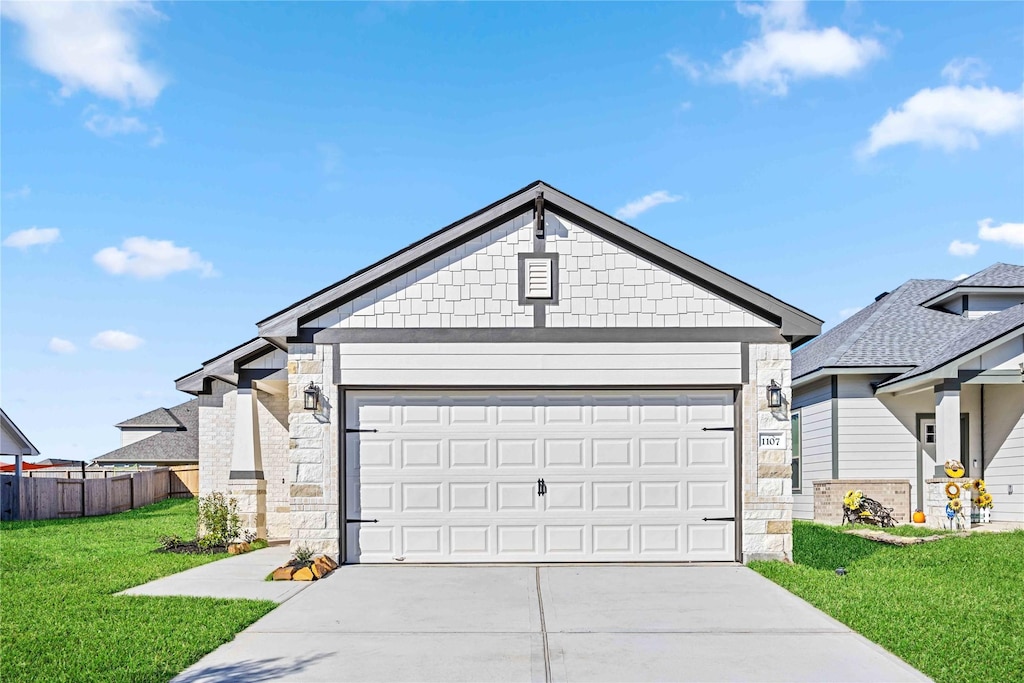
[[793, 264, 1024, 382], [95, 400, 198, 464], [115, 406, 184, 429]]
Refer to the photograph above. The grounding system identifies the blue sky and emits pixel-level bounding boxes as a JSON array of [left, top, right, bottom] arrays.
[[2, 1, 1022, 461]]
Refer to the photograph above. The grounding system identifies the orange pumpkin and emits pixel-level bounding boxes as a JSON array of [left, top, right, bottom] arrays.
[[913, 510, 926, 524]]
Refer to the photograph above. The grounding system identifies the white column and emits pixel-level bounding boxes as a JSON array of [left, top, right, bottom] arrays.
[[934, 381, 961, 467], [230, 387, 262, 477]]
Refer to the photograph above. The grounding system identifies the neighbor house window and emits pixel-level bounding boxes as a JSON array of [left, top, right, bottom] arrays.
[[791, 411, 801, 493], [924, 424, 935, 444]]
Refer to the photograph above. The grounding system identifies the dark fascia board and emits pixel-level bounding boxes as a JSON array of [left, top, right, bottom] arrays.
[[256, 180, 823, 341], [921, 285, 1024, 308], [314, 327, 787, 344], [174, 338, 278, 394], [257, 181, 545, 338]]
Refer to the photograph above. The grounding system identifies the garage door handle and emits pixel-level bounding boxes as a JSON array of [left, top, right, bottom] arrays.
[[701, 517, 735, 522], [537, 478, 547, 497], [346, 428, 378, 433], [346, 518, 379, 523], [701, 427, 734, 432]]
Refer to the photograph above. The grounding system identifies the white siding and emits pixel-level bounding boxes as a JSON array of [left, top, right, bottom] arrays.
[[241, 348, 288, 370], [307, 211, 774, 331], [983, 384, 1024, 523], [792, 378, 833, 520], [120, 428, 169, 447], [964, 293, 1024, 318], [838, 376, 920, 504], [337, 342, 743, 387], [545, 214, 773, 328]]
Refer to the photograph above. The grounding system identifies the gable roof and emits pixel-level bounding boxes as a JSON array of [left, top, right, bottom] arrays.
[[921, 263, 1024, 307], [1, 408, 40, 457], [878, 303, 1024, 388], [175, 337, 282, 395], [94, 399, 198, 464], [794, 264, 1024, 386], [256, 180, 822, 342], [115, 406, 184, 429]]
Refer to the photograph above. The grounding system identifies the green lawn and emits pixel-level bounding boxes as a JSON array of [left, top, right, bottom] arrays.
[[752, 522, 1024, 683], [0, 499, 276, 683]]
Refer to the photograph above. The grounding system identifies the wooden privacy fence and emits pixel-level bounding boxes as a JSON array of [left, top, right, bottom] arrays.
[[1, 465, 200, 521]]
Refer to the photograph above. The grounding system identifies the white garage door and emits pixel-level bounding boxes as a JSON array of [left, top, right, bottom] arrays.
[[344, 390, 736, 563]]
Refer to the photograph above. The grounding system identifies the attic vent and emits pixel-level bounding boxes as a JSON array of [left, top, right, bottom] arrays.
[[875, 292, 890, 302], [524, 258, 553, 299]]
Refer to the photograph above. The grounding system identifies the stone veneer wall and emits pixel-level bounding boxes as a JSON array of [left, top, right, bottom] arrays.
[[812, 479, 912, 524], [924, 478, 975, 530], [287, 342, 341, 558], [742, 343, 794, 562]]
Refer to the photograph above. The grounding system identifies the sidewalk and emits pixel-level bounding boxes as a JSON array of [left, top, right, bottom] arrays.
[[121, 546, 311, 603]]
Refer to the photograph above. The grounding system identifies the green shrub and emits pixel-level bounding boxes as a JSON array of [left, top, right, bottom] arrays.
[[197, 492, 241, 547], [251, 538, 269, 550], [293, 544, 314, 564], [158, 534, 183, 550]]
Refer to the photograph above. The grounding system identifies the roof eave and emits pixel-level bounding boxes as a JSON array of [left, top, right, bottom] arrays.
[[793, 366, 916, 389]]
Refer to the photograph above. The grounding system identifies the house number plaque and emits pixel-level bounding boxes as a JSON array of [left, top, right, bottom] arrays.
[[758, 431, 785, 450]]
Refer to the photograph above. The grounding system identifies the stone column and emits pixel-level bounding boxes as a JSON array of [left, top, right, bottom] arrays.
[[934, 380, 961, 469], [741, 343, 794, 562]]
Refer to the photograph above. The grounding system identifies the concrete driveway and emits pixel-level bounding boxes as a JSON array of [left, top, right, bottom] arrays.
[[173, 565, 927, 683]]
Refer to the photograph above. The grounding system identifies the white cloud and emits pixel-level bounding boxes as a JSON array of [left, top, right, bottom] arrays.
[[666, 51, 703, 81], [839, 306, 863, 319], [2, 226, 60, 249], [91, 330, 144, 351], [83, 107, 164, 146], [948, 239, 979, 257], [615, 191, 687, 220], [860, 60, 1024, 157], [94, 237, 216, 279], [698, 1, 884, 96], [941, 57, 988, 85], [978, 218, 1024, 248], [48, 337, 77, 354], [0, 1, 166, 107], [953, 273, 970, 281], [4, 185, 31, 200]]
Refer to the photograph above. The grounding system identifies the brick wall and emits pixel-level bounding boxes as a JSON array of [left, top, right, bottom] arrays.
[[813, 479, 912, 524], [198, 379, 233, 499]]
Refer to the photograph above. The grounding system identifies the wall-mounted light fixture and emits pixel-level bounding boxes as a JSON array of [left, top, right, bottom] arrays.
[[303, 382, 321, 411], [767, 379, 784, 409]]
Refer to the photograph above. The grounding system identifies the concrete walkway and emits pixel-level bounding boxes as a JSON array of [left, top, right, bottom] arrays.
[[122, 546, 309, 603], [172, 564, 928, 682]]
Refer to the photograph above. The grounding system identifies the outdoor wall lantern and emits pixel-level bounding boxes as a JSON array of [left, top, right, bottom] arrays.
[[303, 382, 321, 411], [767, 379, 784, 408]]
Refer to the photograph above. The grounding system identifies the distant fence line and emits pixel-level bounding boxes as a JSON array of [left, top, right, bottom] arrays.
[[0, 465, 199, 522]]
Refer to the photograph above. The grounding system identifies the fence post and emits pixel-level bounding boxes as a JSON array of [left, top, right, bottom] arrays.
[[130, 472, 135, 510]]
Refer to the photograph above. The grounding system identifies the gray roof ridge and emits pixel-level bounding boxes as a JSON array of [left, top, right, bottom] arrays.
[[931, 262, 1024, 297], [114, 406, 185, 429]]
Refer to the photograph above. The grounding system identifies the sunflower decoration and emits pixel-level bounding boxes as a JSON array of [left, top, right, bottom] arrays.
[[977, 492, 994, 509], [973, 479, 986, 493], [944, 460, 966, 478], [945, 482, 961, 499], [948, 498, 963, 513], [843, 490, 864, 510]]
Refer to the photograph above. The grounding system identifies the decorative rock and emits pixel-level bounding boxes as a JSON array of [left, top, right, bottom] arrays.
[[318, 554, 338, 570], [311, 562, 327, 579], [228, 542, 251, 555], [292, 566, 315, 581], [272, 566, 298, 581]]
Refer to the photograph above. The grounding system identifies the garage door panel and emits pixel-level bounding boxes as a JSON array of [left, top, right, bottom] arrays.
[[346, 390, 736, 563]]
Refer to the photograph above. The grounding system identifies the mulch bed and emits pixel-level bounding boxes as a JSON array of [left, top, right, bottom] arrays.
[[153, 541, 228, 555]]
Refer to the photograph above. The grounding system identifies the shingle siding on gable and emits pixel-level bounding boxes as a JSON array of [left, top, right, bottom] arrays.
[[307, 211, 772, 330], [546, 215, 772, 328]]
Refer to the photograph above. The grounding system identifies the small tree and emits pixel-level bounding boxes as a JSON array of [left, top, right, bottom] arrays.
[[197, 492, 242, 548]]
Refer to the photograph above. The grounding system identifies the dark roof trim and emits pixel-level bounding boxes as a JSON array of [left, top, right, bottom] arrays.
[[256, 180, 822, 341], [174, 338, 279, 395], [315, 326, 787, 344], [921, 285, 1024, 308]]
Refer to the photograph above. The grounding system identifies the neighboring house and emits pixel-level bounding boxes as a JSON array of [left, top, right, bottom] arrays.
[[176, 181, 822, 563], [792, 263, 1024, 524], [92, 400, 199, 467], [1, 408, 41, 475]]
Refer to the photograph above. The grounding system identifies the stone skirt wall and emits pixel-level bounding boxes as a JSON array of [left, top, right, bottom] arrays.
[[813, 479, 912, 524], [924, 478, 975, 529]]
